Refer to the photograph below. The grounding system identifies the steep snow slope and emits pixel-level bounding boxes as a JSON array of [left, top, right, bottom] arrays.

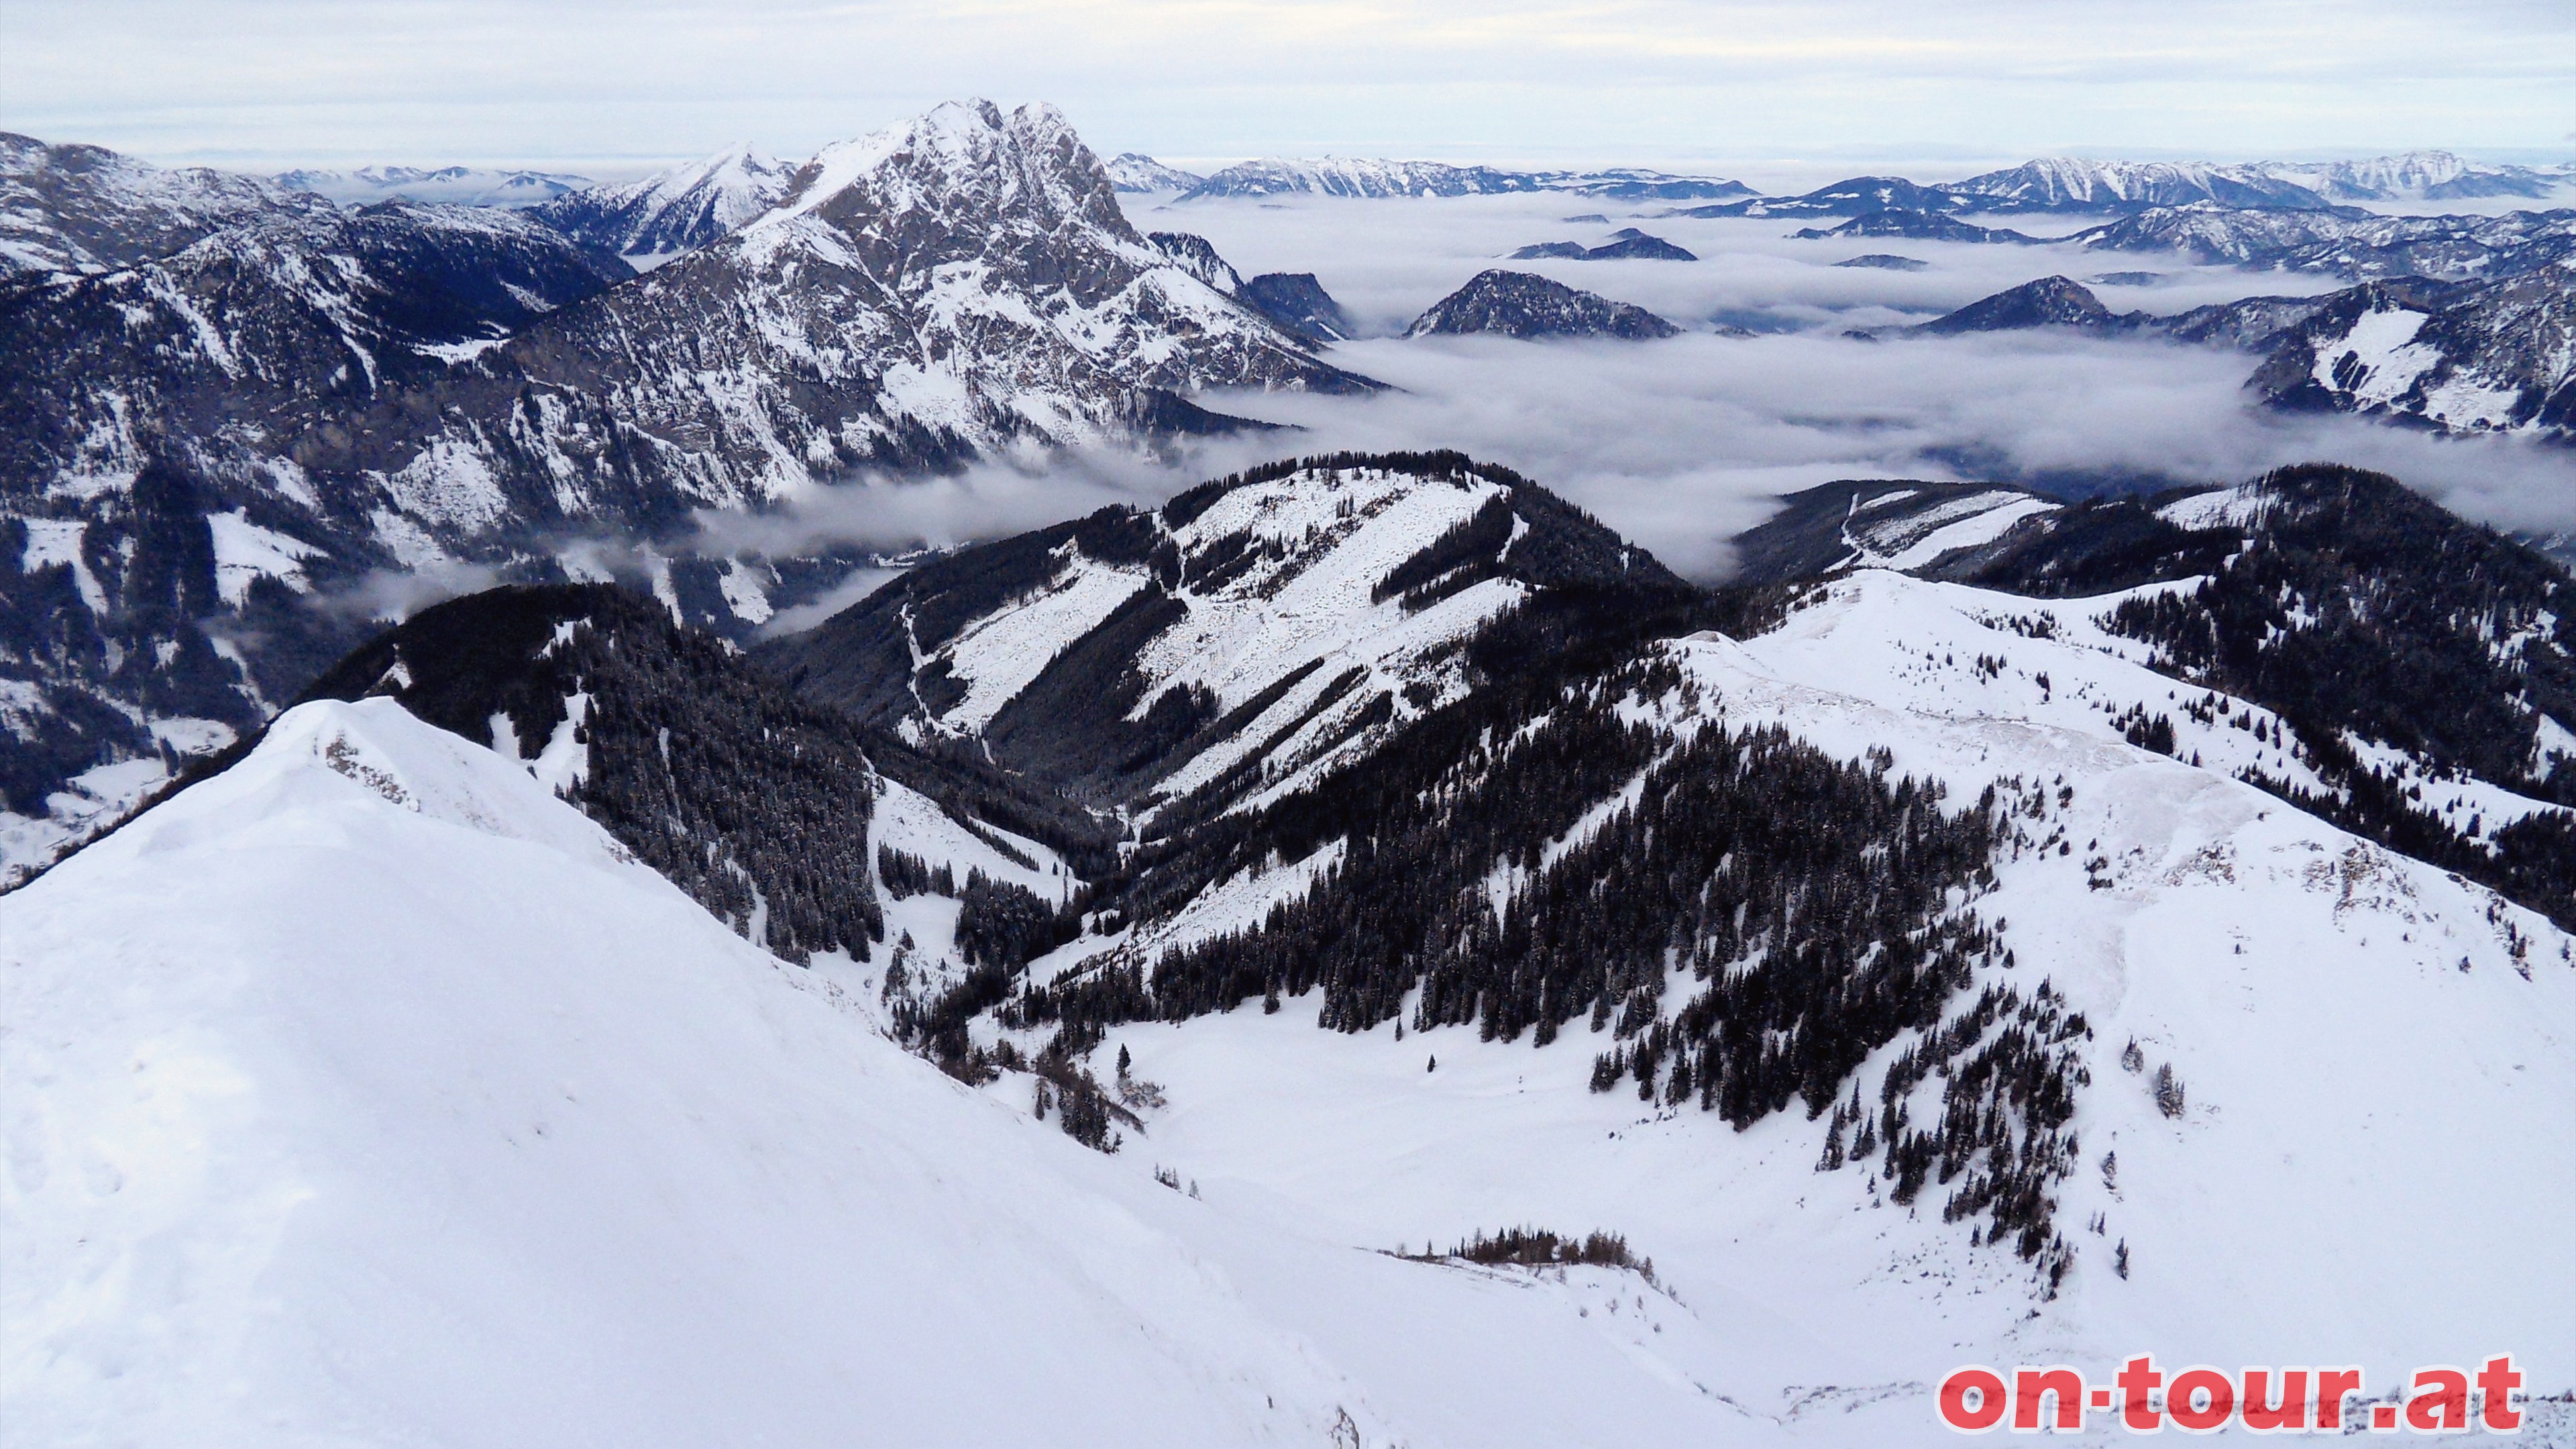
[[0, 696, 1840, 1448]]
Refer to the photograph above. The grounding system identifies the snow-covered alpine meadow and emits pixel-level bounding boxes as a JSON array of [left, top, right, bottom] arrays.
[[1, 698, 1902, 1448], [1020, 569, 2576, 1430]]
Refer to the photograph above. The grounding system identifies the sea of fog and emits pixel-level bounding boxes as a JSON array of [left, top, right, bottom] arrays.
[[712, 189, 2572, 585]]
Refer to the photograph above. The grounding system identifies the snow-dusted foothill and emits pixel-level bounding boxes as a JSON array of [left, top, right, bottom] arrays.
[[762, 452, 1682, 810]]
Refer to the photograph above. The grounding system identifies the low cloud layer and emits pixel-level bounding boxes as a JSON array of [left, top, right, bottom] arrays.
[[681, 194, 2575, 587]]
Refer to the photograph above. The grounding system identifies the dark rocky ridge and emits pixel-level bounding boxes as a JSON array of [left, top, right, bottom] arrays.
[[1793, 210, 2040, 245], [1238, 272, 1355, 343], [1406, 270, 1678, 339], [1509, 229, 1697, 262], [1913, 276, 2127, 335]]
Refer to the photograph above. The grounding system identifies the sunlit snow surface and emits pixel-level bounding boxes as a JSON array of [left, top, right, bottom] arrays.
[[0, 698, 1864, 1448], [1061, 571, 2576, 1437]]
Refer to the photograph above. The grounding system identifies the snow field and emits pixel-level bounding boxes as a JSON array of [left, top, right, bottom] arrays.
[[0, 698, 1846, 1448]]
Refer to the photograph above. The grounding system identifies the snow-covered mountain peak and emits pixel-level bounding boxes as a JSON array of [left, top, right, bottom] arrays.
[[1, 130, 299, 277], [1104, 152, 1206, 194], [97, 696, 635, 874], [529, 141, 795, 265], [772, 99, 1120, 237]]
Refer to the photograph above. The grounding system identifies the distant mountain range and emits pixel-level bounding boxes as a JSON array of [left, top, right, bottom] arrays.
[[2, 107, 2572, 889], [0, 103, 1373, 877], [272, 163, 593, 208], [1891, 267, 2575, 435], [1170, 158, 1756, 203], [2066, 203, 2576, 280], [1679, 152, 2570, 219]]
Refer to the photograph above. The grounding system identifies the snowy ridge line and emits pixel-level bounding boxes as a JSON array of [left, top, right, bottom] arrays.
[[7, 695, 1777, 1448]]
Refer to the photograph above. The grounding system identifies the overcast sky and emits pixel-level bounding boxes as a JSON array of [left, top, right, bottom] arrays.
[[5, 0, 2571, 176]]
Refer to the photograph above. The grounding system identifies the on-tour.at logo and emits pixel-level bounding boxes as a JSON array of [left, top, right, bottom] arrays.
[[1937, 1354, 2526, 1434]]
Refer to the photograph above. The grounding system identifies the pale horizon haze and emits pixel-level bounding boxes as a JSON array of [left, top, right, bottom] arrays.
[[3, 0, 2571, 177]]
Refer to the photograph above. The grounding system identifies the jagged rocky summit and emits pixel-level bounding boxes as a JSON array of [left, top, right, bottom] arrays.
[[0, 101, 1377, 880]]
